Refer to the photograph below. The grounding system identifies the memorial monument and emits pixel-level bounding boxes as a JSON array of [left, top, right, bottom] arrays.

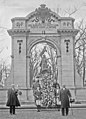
[[7, 4, 83, 102]]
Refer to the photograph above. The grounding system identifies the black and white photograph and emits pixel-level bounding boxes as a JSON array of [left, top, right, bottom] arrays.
[[0, 0, 86, 118]]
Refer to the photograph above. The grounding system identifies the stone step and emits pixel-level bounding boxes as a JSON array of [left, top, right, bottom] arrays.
[[0, 103, 86, 110]]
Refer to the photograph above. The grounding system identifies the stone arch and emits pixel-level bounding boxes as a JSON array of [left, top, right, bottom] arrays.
[[27, 37, 61, 87], [27, 38, 61, 57]]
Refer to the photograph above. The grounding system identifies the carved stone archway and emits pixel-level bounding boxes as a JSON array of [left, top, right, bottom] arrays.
[[8, 4, 78, 101], [27, 38, 61, 86]]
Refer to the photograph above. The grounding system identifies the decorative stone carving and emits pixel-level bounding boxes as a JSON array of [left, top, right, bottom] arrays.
[[27, 4, 59, 29], [64, 39, 70, 53], [14, 20, 25, 29], [61, 20, 72, 29], [17, 40, 23, 54], [35, 4, 51, 23]]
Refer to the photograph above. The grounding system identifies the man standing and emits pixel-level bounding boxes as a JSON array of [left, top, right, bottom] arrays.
[[34, 86, 42, 112], [53, 80, 60, 107], [32, 79, 41, 103], [6, 84, 20, 115], [59, 85, 71, 116]]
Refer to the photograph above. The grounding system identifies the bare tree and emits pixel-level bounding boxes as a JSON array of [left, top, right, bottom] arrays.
[[64, 6, 78, 17], [75, 19, 86, 85], [0, 61, 11, 87]]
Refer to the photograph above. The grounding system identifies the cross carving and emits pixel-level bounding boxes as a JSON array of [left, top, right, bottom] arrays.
[[64, 39, 70, 52], [17, 40, 23, 54]]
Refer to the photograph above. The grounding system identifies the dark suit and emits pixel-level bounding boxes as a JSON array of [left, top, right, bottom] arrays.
[[59, 88, 71, 116], [6, 88, 20, 114]]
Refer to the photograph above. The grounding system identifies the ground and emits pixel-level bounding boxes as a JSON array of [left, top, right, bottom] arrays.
[[0, 108, 86, 119]]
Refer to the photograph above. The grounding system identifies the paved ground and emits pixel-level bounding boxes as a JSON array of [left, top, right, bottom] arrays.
[[0, 108, 86, 119]]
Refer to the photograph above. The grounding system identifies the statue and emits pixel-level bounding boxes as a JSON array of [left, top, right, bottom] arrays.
[[40, 54, 48, 71]]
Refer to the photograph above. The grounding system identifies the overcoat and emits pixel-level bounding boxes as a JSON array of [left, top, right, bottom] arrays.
[[6, 88, 20, 106], [59, 88, 71, 108]]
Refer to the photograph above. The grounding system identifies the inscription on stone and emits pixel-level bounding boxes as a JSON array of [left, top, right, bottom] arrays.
[[27, 23, 59, 29], [14, 21, 25, 29]]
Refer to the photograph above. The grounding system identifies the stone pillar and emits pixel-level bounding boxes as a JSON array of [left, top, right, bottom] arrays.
[[26, 56, 30, 88], [57, 56, 62, 86], [61, 35, 75, 88], [26, 55, 30, 100], [12, 36, 26, 88]]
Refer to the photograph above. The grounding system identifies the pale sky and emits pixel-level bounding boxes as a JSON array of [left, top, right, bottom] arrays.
[[0, 0, 86, 65]]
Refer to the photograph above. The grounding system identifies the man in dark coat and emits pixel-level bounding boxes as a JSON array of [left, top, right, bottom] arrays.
[[59, 85, 71, 116], [6, 84, 20, 115]]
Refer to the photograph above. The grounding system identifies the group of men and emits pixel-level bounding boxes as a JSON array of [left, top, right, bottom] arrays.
[[33, 79, 72, 116], [6, 81, 73, 116]]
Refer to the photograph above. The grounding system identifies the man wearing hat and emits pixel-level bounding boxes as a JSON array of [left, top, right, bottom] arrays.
[[59, 85, 71, 116], [6, 84, 20, 115]]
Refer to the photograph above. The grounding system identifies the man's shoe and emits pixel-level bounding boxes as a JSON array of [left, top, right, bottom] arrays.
[[13, 113, 16, 115], [62, 113, 65, 116], [37, 110, 40, 112]]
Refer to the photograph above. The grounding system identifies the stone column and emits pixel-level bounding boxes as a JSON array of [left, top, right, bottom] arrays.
[[26, 56, 30, 88], [26, 55, 30, 100], [61, 34, 75, 88]]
